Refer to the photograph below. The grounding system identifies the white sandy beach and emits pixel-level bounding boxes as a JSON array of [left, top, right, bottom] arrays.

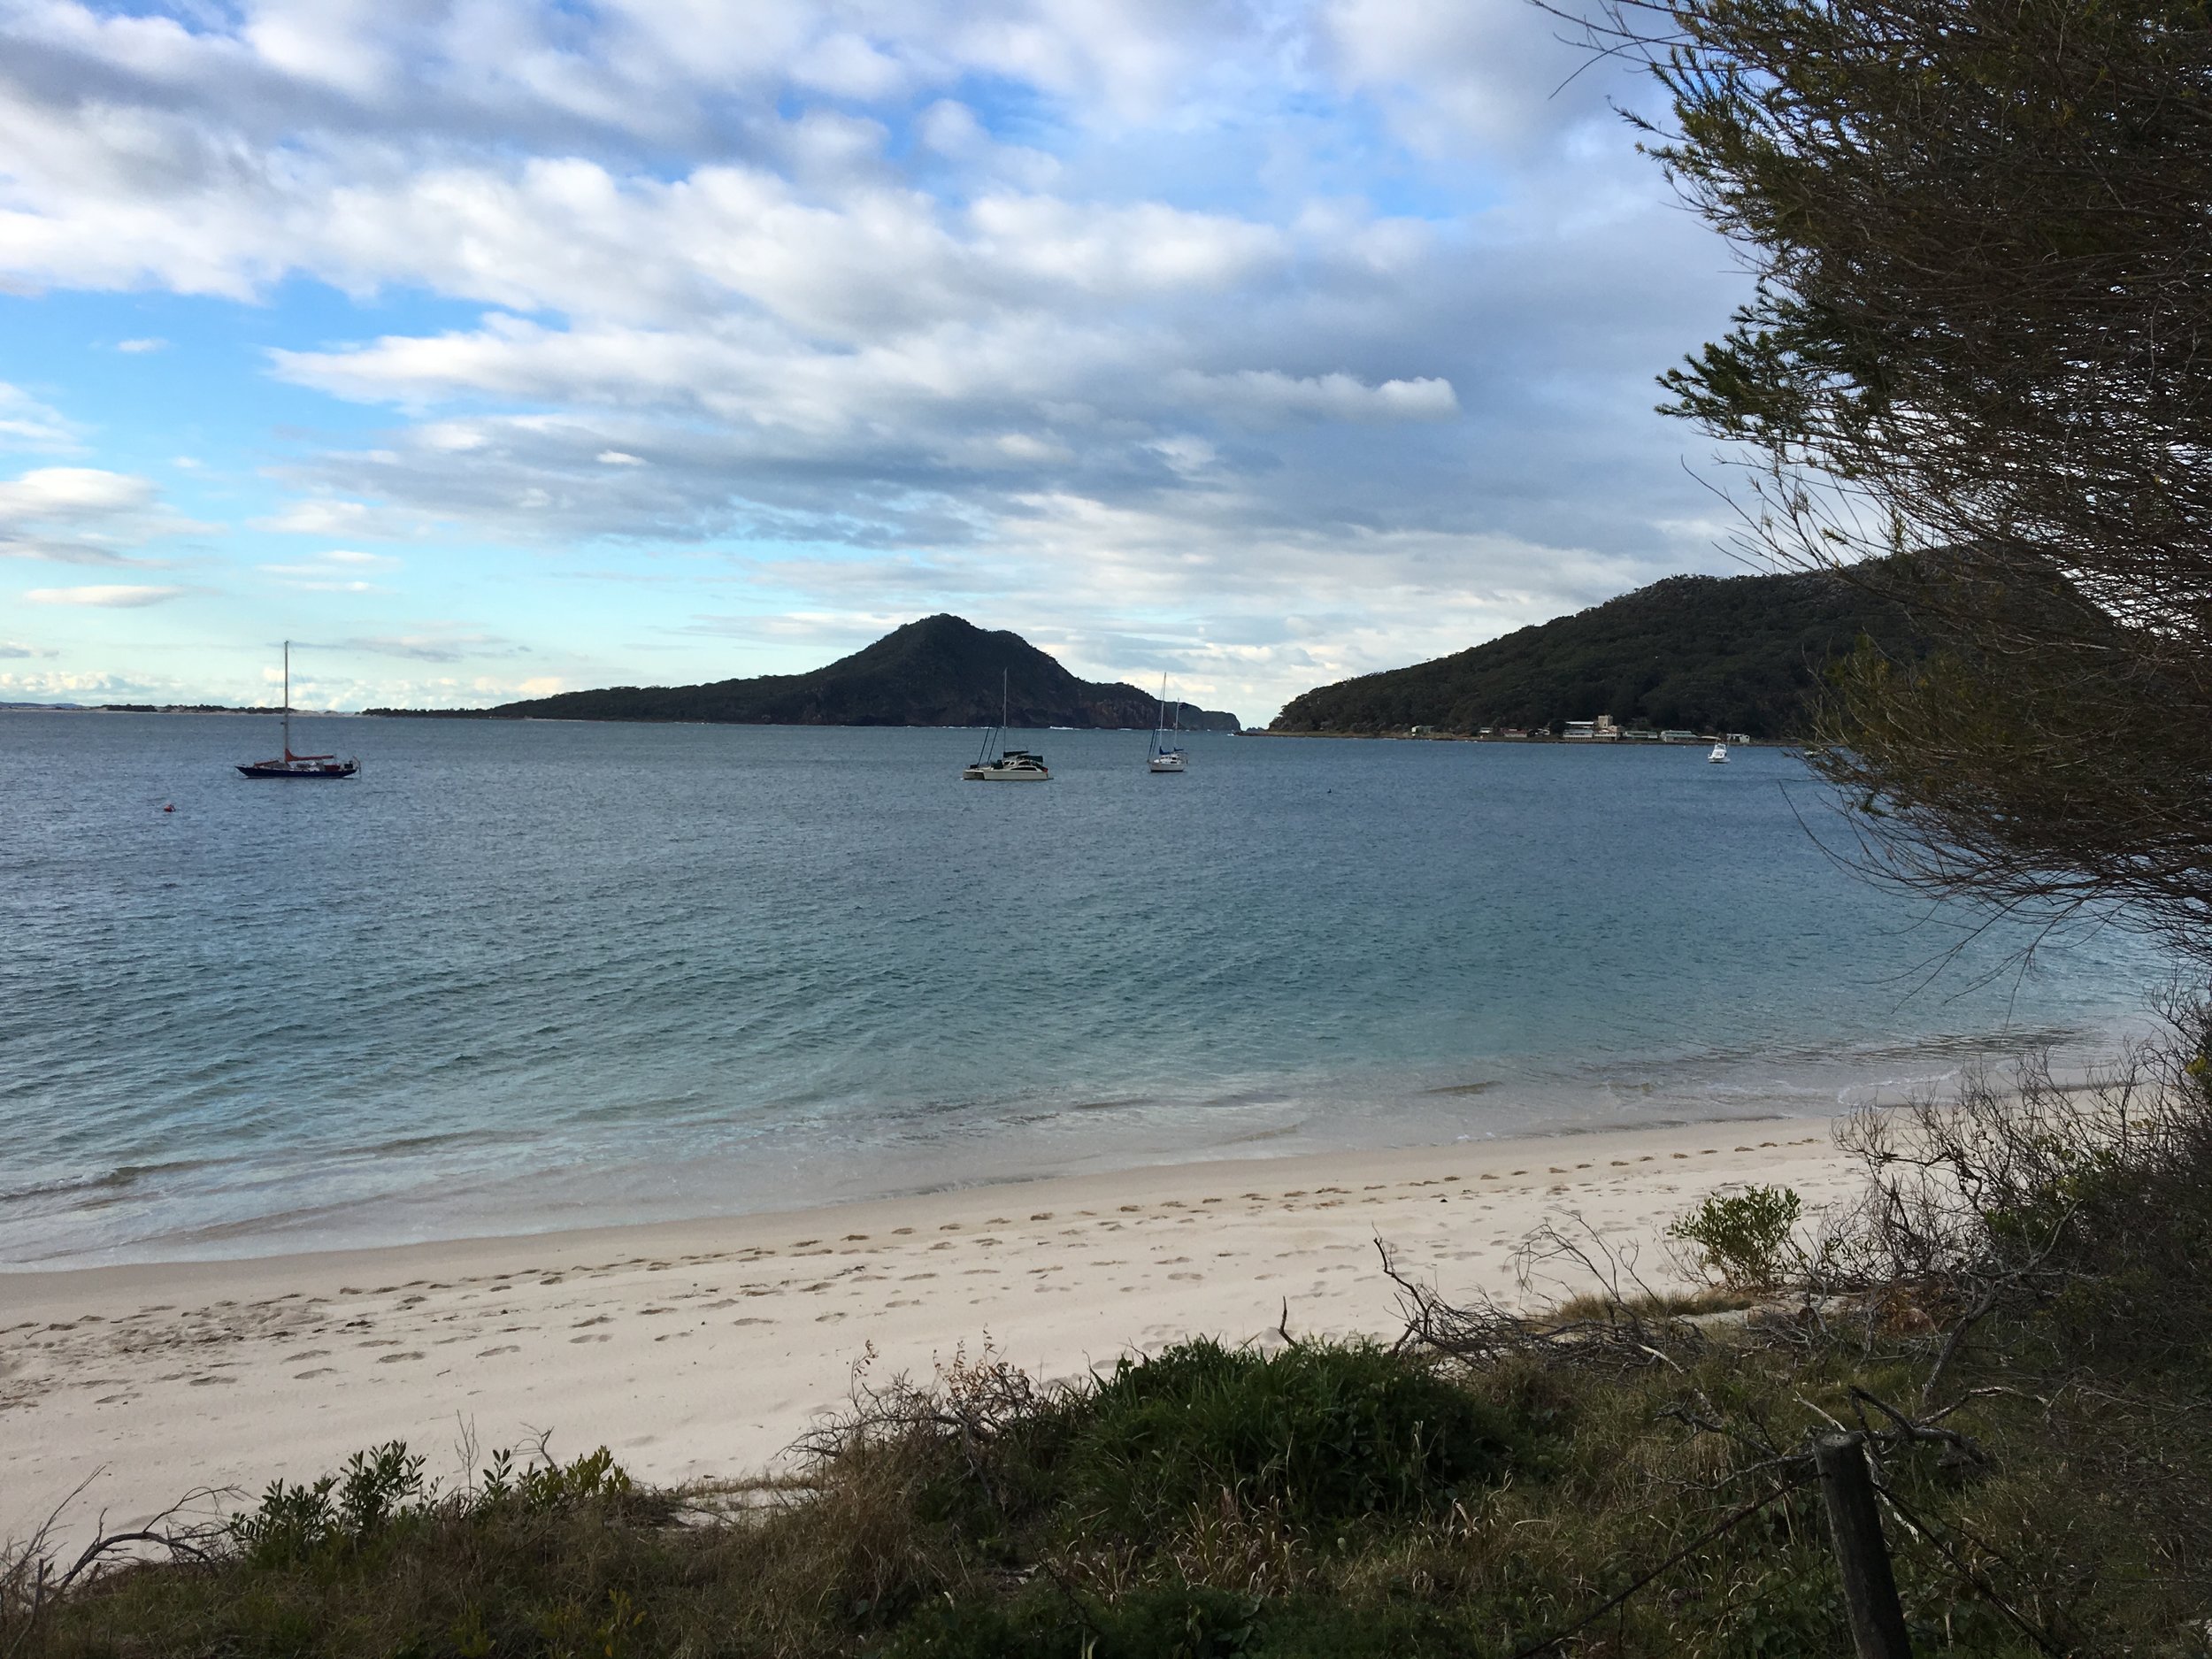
[[1, 1118, 1856, 1552]]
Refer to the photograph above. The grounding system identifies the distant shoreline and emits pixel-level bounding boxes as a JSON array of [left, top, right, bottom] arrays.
[[0, 705, 1793, 743], [0, 703, 356, 717], [1255, 728, 1798, 746]]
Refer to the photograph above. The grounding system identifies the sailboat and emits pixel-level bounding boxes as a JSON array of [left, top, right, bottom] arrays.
[[1147, 675, 1187, 773], [237, 641, 358, 780], [962, 670, 1051, 780], [1708, 740, 1729, 764]]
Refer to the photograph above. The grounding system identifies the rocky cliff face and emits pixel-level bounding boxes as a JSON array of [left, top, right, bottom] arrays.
[[487, 615, 1242, 731]]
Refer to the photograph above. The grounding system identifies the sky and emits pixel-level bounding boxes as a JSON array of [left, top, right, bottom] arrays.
[[0, 0, 1749, 722]]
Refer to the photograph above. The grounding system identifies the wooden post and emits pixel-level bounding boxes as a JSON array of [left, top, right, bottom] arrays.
[[1816, 1432, 1913, 1658]]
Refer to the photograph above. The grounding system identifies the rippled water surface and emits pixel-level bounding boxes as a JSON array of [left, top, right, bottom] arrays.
[[0, 711, 2165, 1265]]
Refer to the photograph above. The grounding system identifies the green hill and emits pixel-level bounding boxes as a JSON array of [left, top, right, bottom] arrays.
[[370, 616, 1240, 731], [1270, 570, 1913, 739]]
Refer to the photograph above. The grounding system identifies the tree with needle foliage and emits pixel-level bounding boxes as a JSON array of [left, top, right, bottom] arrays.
[[1594, 0, 2212, 958]]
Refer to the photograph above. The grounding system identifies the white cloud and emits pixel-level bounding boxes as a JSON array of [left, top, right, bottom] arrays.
[[251, 497, 425, 538], [24, 583, 185, 606], [0, 384, 81, 451], [344, 630, 526, 662], [258, 549, 400, 590], [0, 465, 198, 563], [114, 336, 166, 352], [0, 466, 157, 519], [0, 668, 153, 697], [1169, 370, 1459, 425], [0, 640, 53, 657]]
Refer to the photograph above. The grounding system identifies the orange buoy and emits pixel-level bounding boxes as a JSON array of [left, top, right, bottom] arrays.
[[162, 803, 174, 813]]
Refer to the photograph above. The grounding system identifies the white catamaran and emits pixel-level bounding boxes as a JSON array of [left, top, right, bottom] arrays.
[[237, 641, 358, 780], [963, 670, 1051, 781], [1147, 675, 1187, 773]]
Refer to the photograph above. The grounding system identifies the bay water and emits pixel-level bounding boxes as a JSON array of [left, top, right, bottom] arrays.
[[0, 712, 2167, 1268]]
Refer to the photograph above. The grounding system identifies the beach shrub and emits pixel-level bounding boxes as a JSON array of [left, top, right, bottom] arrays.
[[1056, 1339, 1528, 1532], [477, 1443, 635, 1512], [230, 1441, 427, 1565], [1667, 1184, 1801, 1288]]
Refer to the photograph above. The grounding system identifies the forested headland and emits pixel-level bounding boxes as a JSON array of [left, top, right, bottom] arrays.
[[1270, 570, 1913, 738], [365, 615, 1240, 732]]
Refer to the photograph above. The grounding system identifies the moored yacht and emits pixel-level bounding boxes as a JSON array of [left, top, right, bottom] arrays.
[[1708, 741, 1729, 764], [963, 670, 1051, 781], [1148, 675, 1187, 773], [238, 642, 358, 780]]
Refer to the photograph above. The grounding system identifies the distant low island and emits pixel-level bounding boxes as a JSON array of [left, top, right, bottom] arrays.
[[1270, 569, 1916, 740], [365, 615, 1241, 732]]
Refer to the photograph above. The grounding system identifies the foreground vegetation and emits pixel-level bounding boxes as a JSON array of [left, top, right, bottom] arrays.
[[9, 1032, 2212, 1657]]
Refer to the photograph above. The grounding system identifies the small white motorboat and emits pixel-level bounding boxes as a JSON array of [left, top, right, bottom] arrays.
[[1708, 741, 1729, 764]]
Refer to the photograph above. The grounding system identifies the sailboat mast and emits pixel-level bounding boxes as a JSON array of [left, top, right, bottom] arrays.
[[1001, 667, 1009, 733], [282, 640, 291, 758]]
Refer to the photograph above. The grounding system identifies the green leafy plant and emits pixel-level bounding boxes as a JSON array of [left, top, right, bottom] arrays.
[[1668, 1185, 1802, 1289], [228, 1441, 426, 1566]]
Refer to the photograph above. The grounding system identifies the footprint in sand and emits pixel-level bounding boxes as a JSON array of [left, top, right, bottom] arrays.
[[294, 1368, 337, 1380], [569, 1333, 611, 1345], [189, 1374, 238, 1386], [732, 1317, 772, 1326], [377, 1352, 426, 1364], [96, 1393, 135, 1403], [1168, 1272, 1202, 1282], [476, 1346, 519, 1358]]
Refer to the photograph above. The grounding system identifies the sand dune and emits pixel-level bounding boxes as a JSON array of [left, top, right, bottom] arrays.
[[1, 1118, 1855, 1551]]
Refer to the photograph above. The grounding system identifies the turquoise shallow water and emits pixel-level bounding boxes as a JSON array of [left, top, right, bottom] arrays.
[[0, 711, 2167, 1267]]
